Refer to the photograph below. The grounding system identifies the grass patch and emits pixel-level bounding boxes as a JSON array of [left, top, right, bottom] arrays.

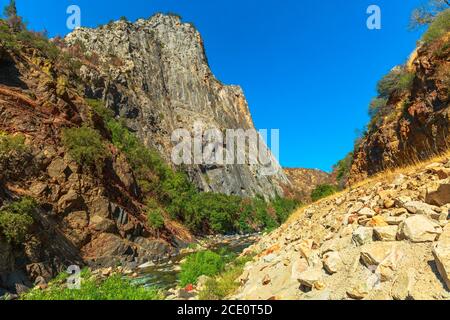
[[22, 268, 163, 300], [178, 250, 231, 287], [198, 255, 253, 300], [0, 131, 28, 156]]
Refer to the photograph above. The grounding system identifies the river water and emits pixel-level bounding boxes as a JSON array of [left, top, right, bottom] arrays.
[[130, 233, 260, 291]]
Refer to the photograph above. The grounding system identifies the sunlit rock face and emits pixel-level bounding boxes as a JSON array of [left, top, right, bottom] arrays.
[[65, 14, 289, 199]]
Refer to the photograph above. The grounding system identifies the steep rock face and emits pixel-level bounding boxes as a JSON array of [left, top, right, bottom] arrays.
[[64, 14, 289, 199], [284, 168, 334, 203], [350, 35, 450, 184]]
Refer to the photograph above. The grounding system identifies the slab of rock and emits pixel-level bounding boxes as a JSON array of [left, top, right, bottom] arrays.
[[296, 269, 323, 288], [398, 215, 442, 243], [404, 201, 439, 217], [360, 242, 396, 267], [374, 226, 398, 241], [426, 183, 450, 207]]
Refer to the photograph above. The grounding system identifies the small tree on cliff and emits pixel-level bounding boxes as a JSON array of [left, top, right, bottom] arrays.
[[3, 0, 23, 31]]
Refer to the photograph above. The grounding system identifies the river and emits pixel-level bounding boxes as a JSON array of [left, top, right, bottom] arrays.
[[130, 233, 260, 291]]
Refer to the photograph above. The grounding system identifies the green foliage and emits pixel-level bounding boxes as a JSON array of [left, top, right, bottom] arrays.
[[146, 199, 165, 230], [0, 197, 35, 244], [377, 68, 414, 98], [0, 131, 28, 156], [22, 269, 163, 300], [61, 126, 110, 171], [3, 0, 17, 18], [333, 153, 353, 188], [178, 250, 226, 287], [198, 255, 253, 300], [422, 9, 450, 44], [311, 184, 338, 202]]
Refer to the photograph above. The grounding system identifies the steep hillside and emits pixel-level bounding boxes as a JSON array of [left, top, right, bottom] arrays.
[[233, 154, 450, 300], [63, 14, 289, 199], [0, 21, 196, 296], [349, 16, 450, 184], [284, 168, 335, 203]]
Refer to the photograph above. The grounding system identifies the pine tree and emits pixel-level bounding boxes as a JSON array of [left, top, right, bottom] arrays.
[[3, 0, 17, 18]]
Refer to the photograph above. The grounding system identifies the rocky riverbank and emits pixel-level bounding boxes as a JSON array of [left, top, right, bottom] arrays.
[[232, 155, 450, 300]]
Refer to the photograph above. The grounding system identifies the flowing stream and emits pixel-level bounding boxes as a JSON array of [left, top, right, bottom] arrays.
[[130, 233, 260, 291]]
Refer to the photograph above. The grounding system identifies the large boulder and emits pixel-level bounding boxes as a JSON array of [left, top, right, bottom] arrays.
[[426, 183, 450, 207], [397, 215, 442, 243]]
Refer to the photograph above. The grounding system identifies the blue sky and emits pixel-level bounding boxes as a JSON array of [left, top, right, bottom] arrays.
[[7, 0, 427, 171]]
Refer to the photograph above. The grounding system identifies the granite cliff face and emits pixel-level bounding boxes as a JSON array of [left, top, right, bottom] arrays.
[[350, 33, 450, 184], [64, 14, 289, 199]]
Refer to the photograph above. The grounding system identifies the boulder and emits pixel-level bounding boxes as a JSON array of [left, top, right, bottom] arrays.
[[57, 189, 85, 213], [296, 269, 323, 288], [373, 226, 398, 241], [322, 252, 342, 274], [426, 183, 450, 207], [89, 197, 111, 218], [47, 157, 70, 179], [403, 201, 439, 217], [398, 215, 442, 243], [360, 242, 396, 267], [89, 215, 116, 233]]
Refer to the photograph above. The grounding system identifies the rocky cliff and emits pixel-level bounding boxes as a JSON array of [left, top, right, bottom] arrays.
[[233, 155, 450, 300], [0, 23, 193, 296], [349, 32, 450, 184], [64, 14, 289, 199]]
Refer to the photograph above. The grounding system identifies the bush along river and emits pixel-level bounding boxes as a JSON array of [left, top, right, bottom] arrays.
[[130, 233, 260, 299]]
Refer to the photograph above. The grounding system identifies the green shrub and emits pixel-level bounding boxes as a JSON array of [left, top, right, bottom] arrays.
[[178, 250, 226, 287], [377, 68, 415, 98], [422, 9, 450, 44], [311, 184, 338, 202], [146, 199, 165, 230], [0, 197, 35, 244], [397, 71, 415, 92], [0, 131, 28, 156], [198, 255, 253, 300], [22, 269, 163, 300], [62, 126, 110, 171]]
